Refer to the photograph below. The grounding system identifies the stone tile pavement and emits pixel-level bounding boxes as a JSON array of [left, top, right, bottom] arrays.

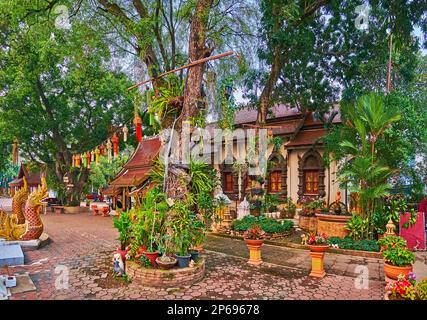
[[0, 205, 388, 300]]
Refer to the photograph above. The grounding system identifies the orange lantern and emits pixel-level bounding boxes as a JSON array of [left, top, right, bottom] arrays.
[[86, 151, 91, 169], [95, 147, 100, 164], [111, 133, 119, 158]]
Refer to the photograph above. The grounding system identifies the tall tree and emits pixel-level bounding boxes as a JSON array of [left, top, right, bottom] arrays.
[[0, 1, 134, 203]]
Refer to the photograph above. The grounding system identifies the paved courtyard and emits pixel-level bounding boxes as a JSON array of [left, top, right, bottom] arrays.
[[0, 202, 390, 300]]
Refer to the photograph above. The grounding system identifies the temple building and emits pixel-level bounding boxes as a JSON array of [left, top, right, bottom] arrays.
[[8, 164, 42, 196]]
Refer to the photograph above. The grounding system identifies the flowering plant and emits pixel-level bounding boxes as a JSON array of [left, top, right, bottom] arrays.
[[303, 232, 329, 245], [386, 273, 417, 300], [243, 224, 266, 240]]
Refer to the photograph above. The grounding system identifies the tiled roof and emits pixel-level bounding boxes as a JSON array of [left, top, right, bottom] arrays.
[[9, 164, 42, 187], [124, 137, 161, 169], [110, 168, 151, 187], [286, 129, 326, 148], [110, 137, 161, 187], [234, 104, 301, 125]]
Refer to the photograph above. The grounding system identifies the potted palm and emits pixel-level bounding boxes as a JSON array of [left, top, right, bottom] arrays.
[[378, 236, 415, 280], [243, 224, 266, 265], [113, 210, 132, 261]]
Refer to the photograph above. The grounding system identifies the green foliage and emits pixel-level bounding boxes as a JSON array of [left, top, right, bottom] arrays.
[[345, 215, 369, 241], [231, 215, 293, 234], [327, 237, 380, 252], [372, 211, 388, 235], [262, 193, 281, 213], [166, 199, 195, 256], [416, 278, 427, 300], [189, 161, 217, 195], [113, 210, 132, 250], [378, 236, 415, 267]]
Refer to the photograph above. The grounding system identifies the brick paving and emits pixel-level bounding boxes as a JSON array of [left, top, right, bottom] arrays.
[[2, 204, 387, 300]]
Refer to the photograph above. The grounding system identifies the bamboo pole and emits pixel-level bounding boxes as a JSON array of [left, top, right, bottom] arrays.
[[127, 51, 236, 91]]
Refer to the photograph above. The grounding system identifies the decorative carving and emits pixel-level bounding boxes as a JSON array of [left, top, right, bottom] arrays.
[[297, 149, 325, 202], [265, 151, 287, 197]]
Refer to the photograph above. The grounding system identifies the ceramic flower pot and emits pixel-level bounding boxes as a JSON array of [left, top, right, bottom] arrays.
[[244, 239, 264, 265], [383, 262, 413, 280], [175, 254, 192, 268], [143, 251, 159, 267], [307, 244, 329, 253], [189, 249, 199, 261], [156, 256, 177, 270]]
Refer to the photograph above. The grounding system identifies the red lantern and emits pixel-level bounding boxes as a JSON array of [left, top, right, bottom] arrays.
[[133, 113, 143, 143], [86, 151, 91, 168], [111, 133, 119, 158], [100, 144, 105, 156]]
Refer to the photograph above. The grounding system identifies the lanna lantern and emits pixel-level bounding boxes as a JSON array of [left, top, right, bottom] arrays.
[[91, 150, 95, 162], [122, 124, 128, 142], [82, 153, 87, 168], [100, 144, 105, 156], [106, 139, 112, 163], [72, 155, 75, 167], [86, 151, 91, 169], [111, 133, 119, 158], [133, 113, 143, 143], [95, 146, 100, 165], [75, 154, 81, 168]]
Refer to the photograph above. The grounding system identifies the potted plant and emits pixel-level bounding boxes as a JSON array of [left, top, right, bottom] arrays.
[[280, 197, 296, 218], [63, 199, 81, 214], [155, 234, 177, 270], [303, 232, 329, 278], [243, 224, 266, 265], [385, 273, 417, 300], [113, 210, 132, 261], [378, 236, 415, 280]]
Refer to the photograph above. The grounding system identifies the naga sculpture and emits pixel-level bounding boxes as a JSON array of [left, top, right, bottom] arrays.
[[0, 177, 29, 240], [0, 177, 48, 241], [21, 177, 48, 240]]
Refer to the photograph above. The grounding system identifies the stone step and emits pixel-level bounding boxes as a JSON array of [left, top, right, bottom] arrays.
[[0, 244, 24, 267]]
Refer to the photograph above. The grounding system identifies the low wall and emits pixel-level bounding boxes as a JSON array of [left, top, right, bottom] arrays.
[[298, 216, 317, 232], [126, 258, 205, 288]]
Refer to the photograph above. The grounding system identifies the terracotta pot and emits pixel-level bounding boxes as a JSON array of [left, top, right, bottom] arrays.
[[63, 206, 81, 214], [307, 244, 329, 253], [143, 251, 159, 267], [156, 257, 177, 270], [384, 262, 413, 280], [100, 206, 110, 217]]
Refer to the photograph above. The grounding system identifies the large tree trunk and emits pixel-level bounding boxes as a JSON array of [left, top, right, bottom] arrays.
[[181, 0, 214, 124]]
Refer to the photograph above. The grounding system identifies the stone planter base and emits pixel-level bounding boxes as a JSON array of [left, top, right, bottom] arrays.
[[63, 206, 81, 214], [126, 258, 205, 288], [316, 214, 351, 238], [245, 239, 264, 265], [298, 215, 317, 232], [309, 251, 326, 278]]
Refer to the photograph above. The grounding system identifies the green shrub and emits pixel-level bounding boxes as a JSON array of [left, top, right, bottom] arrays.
[[416, 278, 427, 300], [231, 215, 294, 234], [327, 237, 380, 252]]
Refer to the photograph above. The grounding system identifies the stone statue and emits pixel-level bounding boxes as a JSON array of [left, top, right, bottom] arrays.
[[237, 197, 250, 219]]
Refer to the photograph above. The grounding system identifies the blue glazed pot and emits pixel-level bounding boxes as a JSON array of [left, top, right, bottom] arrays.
[[189, 250, 199, 261], [175, 253, 192, 268]]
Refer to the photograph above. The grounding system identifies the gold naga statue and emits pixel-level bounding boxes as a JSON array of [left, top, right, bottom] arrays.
[[0, 177, 48, 241]]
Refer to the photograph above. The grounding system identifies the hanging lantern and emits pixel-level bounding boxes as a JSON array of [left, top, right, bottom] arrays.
[[71, 155, 75, 167], [100, 144, 105, 156], [95, 147, 100, 165], [133, 114, 143, 143], [82, 153, 87, 168], [91, 150, 95, 162], [106, 139, 112, 163], [111, 133, 119, 158], [12, 138, 19, 165], [86, 151, 91, 169], [122, 124, 128, 142], [75, 154, 81, 168]]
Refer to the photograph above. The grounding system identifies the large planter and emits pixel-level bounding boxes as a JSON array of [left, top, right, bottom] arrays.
[[63, 206, 81, 214], [143, 251, 159, 267], [244, 239, 264, 266], [298, 215, 317, 232], [175, 254, 192, 268], [384, 262, 413, 280], [308, 245, 329, 278], [53, 206, 64, 214], [316, 213, 351, 238]]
